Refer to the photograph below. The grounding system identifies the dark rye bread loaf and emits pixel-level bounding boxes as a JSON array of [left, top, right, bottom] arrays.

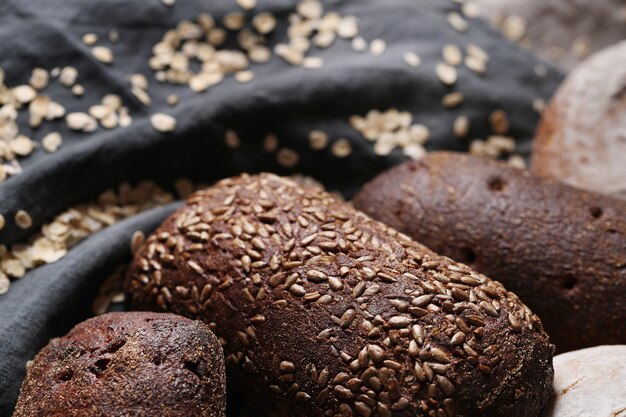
[[13, 312, 226, 417], [532, 41, 626, 199], [125, 173, 554, 417], [353, 152, 626, 353]]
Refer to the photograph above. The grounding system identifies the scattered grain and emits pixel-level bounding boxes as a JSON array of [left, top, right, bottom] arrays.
[[276, 148, 299, 168], [443, 44, 462, 66], [42, 132, 62, 153], [150, 113, 177, 133], [29, 68, 49, 90], [71, 84, 84, 96], [235, 70, 255, 83], [309, 130, 328, 150], [331, 138, 352, 158], [442, 92, 464, 108], [225, 129, 241, 148], [237, 0, 256, 10], [66, 112, 98, 132], [403, 51, 421, 68], [15, 210, 33, 229], [453, 116, 469, 138], [59, 66, 78, 86], [447, 12, 468, 32], [82, 33, 98, 46], [92, 46, 114, 64], [436, 63, 457, 85], [370, 39, 386, 56]]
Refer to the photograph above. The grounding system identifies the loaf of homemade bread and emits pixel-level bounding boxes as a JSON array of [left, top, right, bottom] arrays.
[[126, 173, 554, 417], [353, 152, 626, 353], [13, 312, 226, 417], [546, 345, 626, 417], [532, 41, 626, 199], [545, 345, 626, 417]]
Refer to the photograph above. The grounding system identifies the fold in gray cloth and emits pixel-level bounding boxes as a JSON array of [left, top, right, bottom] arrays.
[[0, 0, 561, 414]]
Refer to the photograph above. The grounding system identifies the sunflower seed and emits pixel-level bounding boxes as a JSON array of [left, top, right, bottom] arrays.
[[131, 230, 145, 254]]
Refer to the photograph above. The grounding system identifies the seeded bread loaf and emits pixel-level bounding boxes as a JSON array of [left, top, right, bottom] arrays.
[[546, 345, 626, 417], [532, 41, 626, 199], [125, 173, 554, 417], [353, 152, 626, 353], [13, 312, 226, 417]]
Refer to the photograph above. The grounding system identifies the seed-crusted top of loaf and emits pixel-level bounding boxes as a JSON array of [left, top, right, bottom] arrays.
[[13, 312, 226, 417], [126, 173, 554, 417]]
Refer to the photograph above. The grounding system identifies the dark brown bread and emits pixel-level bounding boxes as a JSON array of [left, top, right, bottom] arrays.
[[532, 41, 626, 199], [125, 173, 553, 417], [13, 312, 226, 417], [353, 152, 626, 353]]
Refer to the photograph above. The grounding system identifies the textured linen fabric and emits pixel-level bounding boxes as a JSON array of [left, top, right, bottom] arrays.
[[0, 0, 562, 414]]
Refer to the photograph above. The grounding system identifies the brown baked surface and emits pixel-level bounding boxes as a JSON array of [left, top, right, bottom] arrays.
[[13, 312, 226, 417], [473, 0, 626, 70], [532, 41, 626, 199], [125, 173, 553, 417], [353, 152, 626, 353]]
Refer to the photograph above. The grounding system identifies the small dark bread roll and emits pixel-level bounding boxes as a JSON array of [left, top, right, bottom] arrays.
[[532, 41, 626, 199], [13, 312, 226, 417], [126, 173, 554, 417], [473, 0, 626, 70], [353, 152, 626, 353]]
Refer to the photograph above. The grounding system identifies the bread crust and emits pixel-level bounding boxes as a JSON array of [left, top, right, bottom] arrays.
[[353, 152, 626, 353], [532, 41, 626, 199], [13, 312, 226, 417], [126, 173, 553, 417]]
